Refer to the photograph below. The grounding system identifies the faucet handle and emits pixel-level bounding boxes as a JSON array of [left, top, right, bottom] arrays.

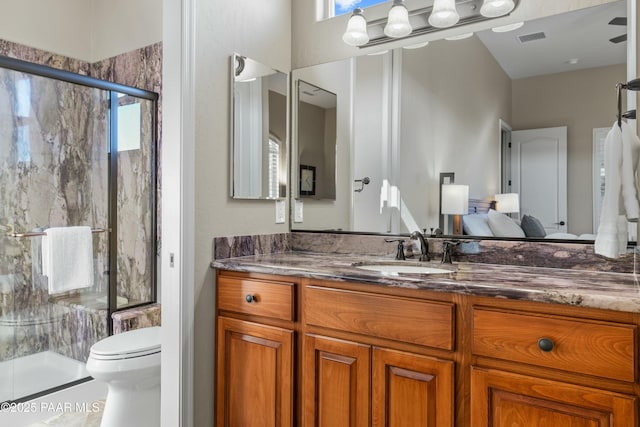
[[441, 240, 460, 264], [385, 238, 406, 260]]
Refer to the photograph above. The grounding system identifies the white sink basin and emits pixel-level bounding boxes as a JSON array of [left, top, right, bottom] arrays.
[[355, 264, 452, 275]]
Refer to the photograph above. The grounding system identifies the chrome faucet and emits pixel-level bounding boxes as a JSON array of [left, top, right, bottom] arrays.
[[385, 238, 406, 260], [410, 231, 430, 262]]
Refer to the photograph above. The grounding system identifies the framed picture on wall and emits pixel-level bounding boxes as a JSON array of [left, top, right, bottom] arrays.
[[300, 164, 316, 196]]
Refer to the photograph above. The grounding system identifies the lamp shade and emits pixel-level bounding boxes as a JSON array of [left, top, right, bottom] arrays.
[[343, 8, 369, 46], [480, 0, 515, 18], [495, 193, 519, 213], [384, 0, 412, 38], [442, 184, 469, 215], [429, 0, 459, 28]]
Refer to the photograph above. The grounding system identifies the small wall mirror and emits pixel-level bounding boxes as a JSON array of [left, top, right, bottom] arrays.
[[230, 53, 287, 199], [296, 80, 337, 200]]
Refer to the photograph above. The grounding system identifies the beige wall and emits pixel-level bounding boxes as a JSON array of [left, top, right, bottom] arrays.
[[0, 0, 161, 62], [511, 64, 626, 235], [193, 1, 291, 426], [91, 0, 163, 62], [400, 35, 512, 232]]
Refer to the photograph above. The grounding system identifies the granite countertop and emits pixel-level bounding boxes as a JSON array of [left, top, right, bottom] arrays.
[[211, 251, 640, 313]]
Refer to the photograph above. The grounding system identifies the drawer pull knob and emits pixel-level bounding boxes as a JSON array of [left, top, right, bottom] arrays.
[[245, 294, 256, 303], [537, 337, 554, 352]]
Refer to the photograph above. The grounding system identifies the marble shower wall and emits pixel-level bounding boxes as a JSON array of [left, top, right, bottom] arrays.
[[0, 40, 162, 363]]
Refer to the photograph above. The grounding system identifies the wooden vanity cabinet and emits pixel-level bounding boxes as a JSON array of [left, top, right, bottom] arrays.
[[470, 367, 637, 427], [216, 272, 296, 427], [469, 302, 639, 426], [215, 270, 640, 426], [302, 334, 454, 427], [301, 283, 456, 427]]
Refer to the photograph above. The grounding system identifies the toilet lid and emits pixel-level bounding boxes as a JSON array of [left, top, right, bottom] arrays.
[[90, 326, 161, 360]]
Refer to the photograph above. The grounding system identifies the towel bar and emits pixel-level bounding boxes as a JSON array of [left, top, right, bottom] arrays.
[[5, 227, 107, 238]]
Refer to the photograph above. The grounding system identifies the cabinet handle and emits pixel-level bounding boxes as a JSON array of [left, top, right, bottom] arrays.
[[245, 294, 256, 303], [537, 337, 554, 352]]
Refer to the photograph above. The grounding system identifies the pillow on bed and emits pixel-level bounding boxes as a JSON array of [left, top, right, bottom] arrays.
[[462, 213, 494, 236], [520, 214, 546, 238], [487, 209, 525, 238]]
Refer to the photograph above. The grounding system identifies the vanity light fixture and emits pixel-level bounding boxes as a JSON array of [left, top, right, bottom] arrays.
[[343, 8, 370, 46], [480, 0, 516, 18], [403, 41, 429, 49], [384, 0, 413, 38], [429, 0, 460, 28], [343, 0, 520, 48], [491, 21, 524, 32], [445, 32, 474, 40]]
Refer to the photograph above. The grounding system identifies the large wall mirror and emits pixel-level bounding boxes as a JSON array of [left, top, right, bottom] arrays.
[[230, 53, 288, 199], [291, 0, 634, 242]]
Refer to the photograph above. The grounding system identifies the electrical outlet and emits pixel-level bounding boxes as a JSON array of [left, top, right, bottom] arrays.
[[294, 199, 304, 223], [275, 200, 286, 224]]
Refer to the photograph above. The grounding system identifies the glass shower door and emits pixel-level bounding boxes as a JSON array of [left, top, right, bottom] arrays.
[[0, 65, 110, 401]]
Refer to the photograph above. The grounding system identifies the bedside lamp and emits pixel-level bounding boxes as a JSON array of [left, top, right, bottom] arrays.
[[442, 184, 469, 235], [495, 193, 519, 218]]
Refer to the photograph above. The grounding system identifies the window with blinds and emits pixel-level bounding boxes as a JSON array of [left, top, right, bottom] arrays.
[[268, 138, 280, 199]]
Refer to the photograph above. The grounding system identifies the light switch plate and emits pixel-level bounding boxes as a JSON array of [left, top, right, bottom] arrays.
[[275, 200, 286, 224], [294, 199, 304, 223]]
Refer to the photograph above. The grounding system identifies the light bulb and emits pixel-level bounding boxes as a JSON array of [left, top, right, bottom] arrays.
[[429, 0, 459, 28], [491, 21, 523, 33], [384, 0, 412, 38], [480, 0, 516, 18], [343, 8, 369, 46]]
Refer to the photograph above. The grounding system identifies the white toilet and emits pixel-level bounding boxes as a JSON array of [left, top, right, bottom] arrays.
[[86, 326, 161, 427]]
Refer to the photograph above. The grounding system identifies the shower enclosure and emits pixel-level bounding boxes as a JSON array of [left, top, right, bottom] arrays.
[[0, 56, 158, 403]]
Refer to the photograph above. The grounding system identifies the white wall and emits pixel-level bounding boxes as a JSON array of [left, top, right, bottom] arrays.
[[0, 0, 161, 62]]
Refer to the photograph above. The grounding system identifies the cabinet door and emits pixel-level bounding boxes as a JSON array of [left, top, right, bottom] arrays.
[[471, 367, 638, 427], [216, 317, 293, 427], [372, 347, 454, 427], [302, 334, 370, 427]]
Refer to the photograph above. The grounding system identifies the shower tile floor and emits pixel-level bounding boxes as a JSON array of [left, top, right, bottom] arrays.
[[27, 400, 104, 427]]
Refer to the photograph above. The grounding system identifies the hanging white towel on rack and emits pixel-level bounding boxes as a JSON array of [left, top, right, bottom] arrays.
[[41, 226, 94, 294], [620, 121, 640, 220], [595, 122, 627, 258]]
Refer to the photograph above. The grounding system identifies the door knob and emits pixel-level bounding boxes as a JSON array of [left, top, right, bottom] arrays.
[[554, 221, 565, 226]]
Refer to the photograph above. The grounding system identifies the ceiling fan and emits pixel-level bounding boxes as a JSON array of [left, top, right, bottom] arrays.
[[609, 16, 627, 44]]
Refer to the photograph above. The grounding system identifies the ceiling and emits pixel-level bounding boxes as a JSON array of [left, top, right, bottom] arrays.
[[476, 1, 627, 80]]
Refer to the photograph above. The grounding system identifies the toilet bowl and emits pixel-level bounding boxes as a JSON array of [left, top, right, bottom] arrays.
[[86, 326, 161, 427]]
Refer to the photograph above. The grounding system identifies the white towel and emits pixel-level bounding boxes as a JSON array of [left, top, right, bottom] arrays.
[[621, 121, 640, 220], [595, 123, 627, 258], [41, 226, 94, 294]]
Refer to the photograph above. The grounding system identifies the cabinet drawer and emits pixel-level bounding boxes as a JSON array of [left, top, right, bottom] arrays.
[[218, 276, 295, 321], [304, 286, 454, 351], [472, 307, 637, 382]]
